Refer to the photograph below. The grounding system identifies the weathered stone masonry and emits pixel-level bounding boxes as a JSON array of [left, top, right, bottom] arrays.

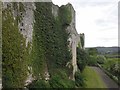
[[52, 3, 85, 80], [3, 2, 84, 82]]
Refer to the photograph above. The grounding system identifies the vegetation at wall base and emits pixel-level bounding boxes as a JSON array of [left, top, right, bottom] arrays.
[[28, 79, 50, 89], [49, 70, 75, 88], [77, 47, 88, 72], [75, 70, 86, 87]]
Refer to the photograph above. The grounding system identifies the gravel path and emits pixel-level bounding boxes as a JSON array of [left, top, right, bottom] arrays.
[[91, 66, 119, 89]]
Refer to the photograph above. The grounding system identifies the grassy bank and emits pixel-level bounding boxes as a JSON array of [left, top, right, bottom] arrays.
[[101, 58, 120, 85], [82, 66, 107, 88], [102, 58, 119, 70]]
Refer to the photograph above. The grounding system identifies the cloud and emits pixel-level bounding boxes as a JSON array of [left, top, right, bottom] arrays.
[[52, 0, 119, 47]]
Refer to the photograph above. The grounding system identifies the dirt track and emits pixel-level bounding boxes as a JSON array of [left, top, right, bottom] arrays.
[[90, 66, 119, 89]]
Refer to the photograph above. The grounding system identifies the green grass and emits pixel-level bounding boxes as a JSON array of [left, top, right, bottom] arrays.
[[82, 66, 107, 88]]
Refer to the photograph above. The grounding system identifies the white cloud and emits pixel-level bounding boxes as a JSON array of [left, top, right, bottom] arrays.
[[52, 0, 119, 47]]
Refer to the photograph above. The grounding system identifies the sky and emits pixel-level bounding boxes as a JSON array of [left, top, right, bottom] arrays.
[[52, 0, 119, 47]]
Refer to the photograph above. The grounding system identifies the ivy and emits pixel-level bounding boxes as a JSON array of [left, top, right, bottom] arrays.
[[80, 35, 84, 48], [77, 48, 88, 72], [2, 7, 29, 88], [32, 2, 72, 78], [3, 2, 73, 88]]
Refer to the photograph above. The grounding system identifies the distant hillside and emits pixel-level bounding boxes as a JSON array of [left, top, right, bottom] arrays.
[[86, 47, 119, 55]]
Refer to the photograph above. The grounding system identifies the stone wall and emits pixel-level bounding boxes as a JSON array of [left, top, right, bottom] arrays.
[[3, 2, 35, 47], [65, 3, 81, 80], [18, 2, 35, 47], [2, 2, 83, 83], [2, 2, 35, 86]]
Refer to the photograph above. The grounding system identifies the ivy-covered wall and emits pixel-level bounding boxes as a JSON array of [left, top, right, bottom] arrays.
[[31, 2, 73, 85], [2, 2, 81, 88], [80, 33, 85, 49], [2, 4, 30, 88]]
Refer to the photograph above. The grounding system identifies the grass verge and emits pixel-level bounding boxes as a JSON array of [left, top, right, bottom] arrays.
[[82, 66, 107, 88]]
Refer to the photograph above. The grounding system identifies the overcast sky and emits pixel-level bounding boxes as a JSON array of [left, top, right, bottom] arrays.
[[52, 0, 119, 47]]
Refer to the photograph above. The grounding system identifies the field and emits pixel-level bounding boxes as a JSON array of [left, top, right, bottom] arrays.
[[82, 66, 107, 88]]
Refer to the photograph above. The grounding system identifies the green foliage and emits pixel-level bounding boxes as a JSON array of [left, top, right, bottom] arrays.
[[32, 2, 52, 78], [110, 63, 120, 77], [3, 2, 73, 88], [75, 70, 86, 87], [2, 7, 29, 88], [97, 55, 106, 64], [87, 48, 98, 66], [77, 41, 81, 48], [80, 36, 84, 48], [49, 69, 75, 88], [102, 58, 120, 84], [32, 2, 72, 79], [28, 80, 50, 89], [87, 48, 98, 56], [102, 58, 119, 74], [59, 5, 72, 26], [87, 56, 97, 66], [77, 48, 88, 72]]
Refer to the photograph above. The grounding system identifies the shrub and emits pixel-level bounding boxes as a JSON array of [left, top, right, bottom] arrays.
[[75, 70, 86, 87], [49, 70, 75, 88], [110, 63, 120, 77], [28, 79, 50, 89], [77, 48, 88, 72], [87, 56, 97, 66], [97, 55, 106, 64], [87, 48, 98, 56], [102, 58, 120, 77]]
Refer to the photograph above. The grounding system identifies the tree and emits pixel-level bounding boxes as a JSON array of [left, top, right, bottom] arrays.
[[77, 48, 89, 72], [87, 56, 97, 66], [87, 48, 98, 56]]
